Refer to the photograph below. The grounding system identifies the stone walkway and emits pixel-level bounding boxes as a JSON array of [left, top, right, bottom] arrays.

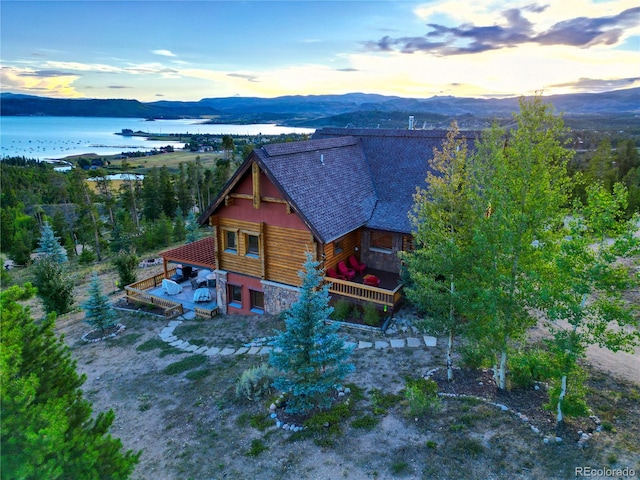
[[158, 316, 438, 358]]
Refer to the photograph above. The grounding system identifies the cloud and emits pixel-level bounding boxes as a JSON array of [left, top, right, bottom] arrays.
[[548, 76, 640, 92], [365, 5, 640, 55], [152, 49, 177, 57], [227, 73, 260, 83], [108, 85, 130, 89], [336, 68, 359, 72], [0, 66, 82, 97], [18, 69, 80, 78]]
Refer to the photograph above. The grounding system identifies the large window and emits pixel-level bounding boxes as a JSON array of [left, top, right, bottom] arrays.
[[250, 290, 265, 314], [371, 231, 393, 252], [228, 284, 242, 307], [224, 230, 237, 253], [246, 234, 260, 257]]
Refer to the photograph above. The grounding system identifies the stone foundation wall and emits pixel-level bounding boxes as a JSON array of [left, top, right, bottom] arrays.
[[215, 270, 228, 314], [261, 280, 300, 315]]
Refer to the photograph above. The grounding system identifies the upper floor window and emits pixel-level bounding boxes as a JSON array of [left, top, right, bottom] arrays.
[[371, 231, 393, 252], [246, 234, 260, 257], [224, 229, 237, 253], [334, 238, 344, 254]]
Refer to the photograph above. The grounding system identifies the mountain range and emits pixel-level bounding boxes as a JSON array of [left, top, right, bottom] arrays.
[[1, 88, 638, 129]]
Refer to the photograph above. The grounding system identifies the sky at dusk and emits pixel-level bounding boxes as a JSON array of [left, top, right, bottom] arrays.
[[1, 0, 639, 101]]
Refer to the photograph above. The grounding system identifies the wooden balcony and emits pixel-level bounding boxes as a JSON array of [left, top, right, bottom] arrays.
[[323, 268, 402, 311]]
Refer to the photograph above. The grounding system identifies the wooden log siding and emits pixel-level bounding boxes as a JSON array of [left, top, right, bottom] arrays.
[[323, 230, 361, 269], [264, 224, 316, 286], [217, 217, 264, 278]]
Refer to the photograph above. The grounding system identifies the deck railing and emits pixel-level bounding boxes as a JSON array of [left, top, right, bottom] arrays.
[[124, 268, 183, 318], [324, 277, 402, 309], [127, 268, 177, 291], [195, 306, 219, 319]]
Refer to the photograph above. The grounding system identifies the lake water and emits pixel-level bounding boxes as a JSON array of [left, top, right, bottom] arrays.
[[0, 116, 315, 160]]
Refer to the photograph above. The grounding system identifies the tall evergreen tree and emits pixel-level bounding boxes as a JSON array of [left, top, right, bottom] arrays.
[[32, 256, 74, 315], [112, 249, 139, 288], [173, 207, 187, 242], [269, 253, 354, 415], [405, 122, 474, 381], [1, 284, 140, 479], [82, 273, 118, 333], [185, 209, 200, 244], [36, 220, 68, 263]]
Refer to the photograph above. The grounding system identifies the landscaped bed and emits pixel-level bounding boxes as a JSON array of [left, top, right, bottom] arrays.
[[53, 308, 640, 480]]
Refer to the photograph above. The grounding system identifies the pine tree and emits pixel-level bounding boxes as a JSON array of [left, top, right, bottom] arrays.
[[112, 248, 139, 289], [173, 206, 187, 242], [33, 256, 74, 315], [82, 273, 118, 333], [1, 284, 140, 479], [185, 209, 200, 244], [36, 220, 68, 263], [269, 253, 354, 415]]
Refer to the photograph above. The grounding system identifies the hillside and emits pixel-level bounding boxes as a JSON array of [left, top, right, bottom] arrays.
[[1, 89, 638, 128]]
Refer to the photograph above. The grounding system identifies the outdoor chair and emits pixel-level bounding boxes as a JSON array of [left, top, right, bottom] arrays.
[[337, 261, 355, 281], [327, 268, 346, 280], [348, 255, 366, 275]]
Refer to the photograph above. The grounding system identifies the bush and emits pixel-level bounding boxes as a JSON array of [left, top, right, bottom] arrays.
[[235, 363, 276, 401], [509, 348, 554, 389], [163, 355, 207, 375], [458, 339, 492, 369], [362, 302, 380, 326], [78, 247, 96, 265], [404, 377, 440, 416], [32, 257, 74, 315], [112, 249, 139, 288], [331, 299, 351, 321]]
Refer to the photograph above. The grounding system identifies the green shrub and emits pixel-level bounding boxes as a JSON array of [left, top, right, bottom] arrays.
[[371, 389, 402, 415], [185, 368, 211, 381], [350, 414, 379, 430], [362, 302, 380, 326], [331, 299, 351, 321], [458, 340, 492, 369], [78, 247, 96, 265], [404, 378, 440, 416], [509, 348, 554, 389], [235, 363, 276, 401], [245, 439, 267, 457]]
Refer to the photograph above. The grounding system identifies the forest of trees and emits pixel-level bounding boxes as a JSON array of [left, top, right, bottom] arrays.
[[0, 117, 638, 271], [0, 155, 233, 266]]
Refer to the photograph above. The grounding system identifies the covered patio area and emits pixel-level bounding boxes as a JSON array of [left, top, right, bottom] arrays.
[[124, 237, 219, 319]]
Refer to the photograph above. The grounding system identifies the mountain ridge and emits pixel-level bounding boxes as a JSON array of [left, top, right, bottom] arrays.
[[1, 89, 638, 127]]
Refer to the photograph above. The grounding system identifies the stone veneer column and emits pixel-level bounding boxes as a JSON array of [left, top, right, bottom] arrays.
[[261, 280, 301, 315], [215, 270, 228, 314]]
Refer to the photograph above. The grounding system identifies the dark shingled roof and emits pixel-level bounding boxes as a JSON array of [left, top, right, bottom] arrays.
[[255, 137, 377, 243], [199, 127, 477, 244], [313, 128, 463, 233]]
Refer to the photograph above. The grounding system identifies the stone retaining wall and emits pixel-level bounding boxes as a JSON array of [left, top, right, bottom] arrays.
[[261, 280, 300, 315]]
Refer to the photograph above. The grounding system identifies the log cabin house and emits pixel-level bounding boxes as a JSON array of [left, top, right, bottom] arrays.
[[163, 127, 469, 316]]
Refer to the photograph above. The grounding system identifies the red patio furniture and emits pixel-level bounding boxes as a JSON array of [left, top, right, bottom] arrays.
[[348, 255, 366, 275], [337, 261, 355, 281], [363, 274, 380, 287], [327, 268, 346, 280]]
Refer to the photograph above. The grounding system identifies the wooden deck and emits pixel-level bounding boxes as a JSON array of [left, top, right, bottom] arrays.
[[324, 268, 402, 311], [125, 268, 219, 319]]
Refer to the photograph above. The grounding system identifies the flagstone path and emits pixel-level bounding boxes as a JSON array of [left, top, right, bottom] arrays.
[[158, 315, 438, 358]]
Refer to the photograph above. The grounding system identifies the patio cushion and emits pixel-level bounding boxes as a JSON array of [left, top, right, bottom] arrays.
[[162, 279, 183, 295], [193, 287, 212, 302]]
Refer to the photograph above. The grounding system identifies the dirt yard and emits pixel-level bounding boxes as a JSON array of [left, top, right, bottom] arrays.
[[52, 303, 640, 480]]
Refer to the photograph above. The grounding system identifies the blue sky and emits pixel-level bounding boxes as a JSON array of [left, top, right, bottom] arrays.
[[1, 0, 639, 101]]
